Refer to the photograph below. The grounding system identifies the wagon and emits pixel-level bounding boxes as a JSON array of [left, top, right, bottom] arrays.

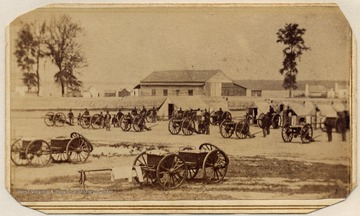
[[219, 118, 251, 139], [10, 132, 93, 167], [44, 112, 67, 127], [132, 143, 229, 190]]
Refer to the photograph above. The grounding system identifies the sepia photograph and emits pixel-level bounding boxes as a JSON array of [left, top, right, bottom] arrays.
[[3, 2, 358, 214]]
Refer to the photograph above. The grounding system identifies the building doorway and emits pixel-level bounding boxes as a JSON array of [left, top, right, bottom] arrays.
[[168, 103, 174, 118]]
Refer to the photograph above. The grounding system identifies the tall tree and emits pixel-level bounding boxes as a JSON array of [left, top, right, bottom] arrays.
[[276, 23, 310, 97], [14, 22, 47, 95], [45, 15, 87, 97]]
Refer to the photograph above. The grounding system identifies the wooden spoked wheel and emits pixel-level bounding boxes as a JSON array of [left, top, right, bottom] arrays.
[[203, 149, 229, 183], [199, 143, 219, 151], [120, 116, 132, 131], [11, 139, 29, 166], [300, 124, 313, 143], [168, 117, 182, 135], [44, 112, 55, 126], [271, 114, 281, 129], [219, 120, 233, 138], [235, 121, 248, 139], [66, 137, 91, 163], [281, 124, 293, 142], [54, 112, 66, 127], [132, 152, 157, 185], [80, 115, 91, 129], [156, 154, 187, 190], [181, 119, 195, 136], [26, 140, 52, 167]]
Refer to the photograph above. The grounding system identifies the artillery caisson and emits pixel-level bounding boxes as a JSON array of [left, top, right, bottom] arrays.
[[132, 143, 229, 190], [219, 118, 252, 139], [10, 132, 93, 167]]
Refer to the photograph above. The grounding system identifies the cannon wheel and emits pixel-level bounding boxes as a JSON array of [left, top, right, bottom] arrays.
[[186, 166, 199, 180], [257, 113, 265, 128], [66, 137, 91, 163], [168, 117, 181, 135], [199, 143, 219, 151], [120, 116, 132, 131], [26, 140, 52, 167], [219, 120, 233, 138], [203, 149, 229, 183], [235, 121, 247, 139], [181, 119, 195, 136], [11, 139, 29, 166], [133, 115, 143, 132], [132, 151, 157, 185], [44, 112, 55, 126], [320, 117, 327, 132], [281, 124, 293, 142], [145, 110, 156, 123], [300, 124, 313, 143], [80, 115, 91, 129], [156, 154, 187, 190], [54, 112, 66, 127], [272, 114, 281, 129], [91, 114, 103, 129]]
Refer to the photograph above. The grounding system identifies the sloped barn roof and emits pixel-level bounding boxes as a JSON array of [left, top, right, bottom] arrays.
[[141, 70, 221, 83]]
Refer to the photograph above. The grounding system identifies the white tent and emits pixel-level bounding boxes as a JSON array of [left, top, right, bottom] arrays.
[[316, 104, 337, 117]]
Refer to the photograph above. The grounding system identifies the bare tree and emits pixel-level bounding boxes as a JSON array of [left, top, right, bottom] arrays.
[[45, 15, 87, 97], [276, 23, 310, 97], [14, 22, 46, 95]]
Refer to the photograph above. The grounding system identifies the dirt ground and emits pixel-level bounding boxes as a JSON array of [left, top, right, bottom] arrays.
[[9, 111, 352, 202]]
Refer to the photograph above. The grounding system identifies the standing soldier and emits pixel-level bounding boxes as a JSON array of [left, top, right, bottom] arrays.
[[262, 112, 271, 137], [151, 106, 157, 122], [104, 110, 112, 131], [68, 109, 74, 125], [140, 106, 147, 116], [131, 107, 138, 116], [204, 109, 210, 135], [324, 118, 333, 142]]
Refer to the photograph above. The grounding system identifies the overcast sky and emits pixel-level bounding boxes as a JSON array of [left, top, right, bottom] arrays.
[[10, 4, 352, 90]]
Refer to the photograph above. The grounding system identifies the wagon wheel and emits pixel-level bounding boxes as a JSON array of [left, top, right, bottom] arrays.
[[210, 111, 217, 125], [181, 118, 195, 136], [51, 150, 69, 162], [91, 114, 103, 129], [156, 154, 187, 190], [219, 120, 233, 138], [203, 149, 229, 183], [257, 113, 265, 128], [120, 116, 132, 131], [132, 152, 157, 185], [80, 115, 91, 129], [281, 124, 293, 142], [300, 124, 313, 144], [235, 121, 247, 139], [66, 137, 91, 163], [26, 140, 52, 167], [168, 117, 181, 135], [11, 139, 29, 166], [44, 112, 55, 126], [320, 117, 327, 132], [271, 114, 281, 129], [199, 143, 219, 151], [54, 112, 66, 127], [133, 115, 143, 132], [70, 132, 93, 152]]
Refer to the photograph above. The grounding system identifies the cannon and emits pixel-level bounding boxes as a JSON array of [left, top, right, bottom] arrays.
[[79, 114, 92, 129], [257, 113, 281, 129], [210, 111, 232, 125], [168, 110, 205, 136], [132, 143, 229, 190], [10, 132, 93, 167], [281, 124, 313, 143], [219, 119, 252, 139], [44, 112, 67, 127]]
